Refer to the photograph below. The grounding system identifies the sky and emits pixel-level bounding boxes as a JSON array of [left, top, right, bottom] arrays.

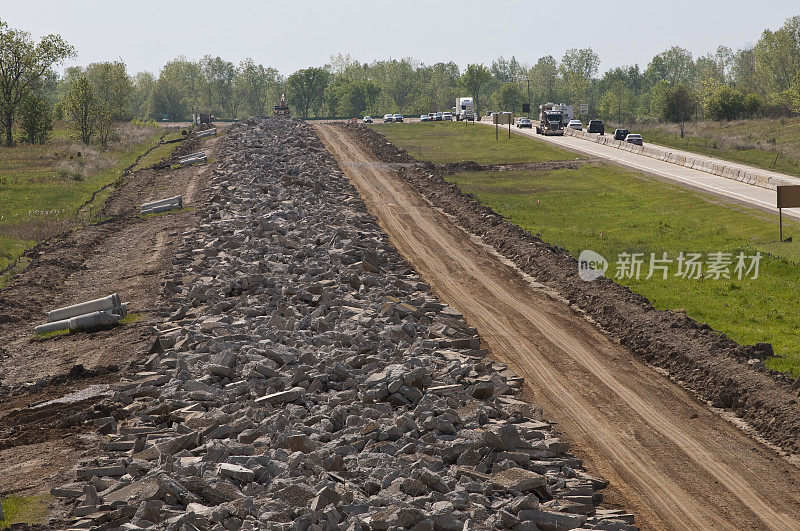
[[2, 0, 798, 76]]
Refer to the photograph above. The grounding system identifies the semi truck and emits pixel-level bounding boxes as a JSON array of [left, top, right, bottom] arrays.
[[453, 97, 475, 121], [550, 103, 574, 125], [536, 103, 565, 135]]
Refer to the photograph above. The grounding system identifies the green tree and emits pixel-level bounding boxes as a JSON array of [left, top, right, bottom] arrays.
[[704, 85, 747, 120], [652, 83, 697, 137], [201, 55, 237, 118], [131, 71, 155, 118], [287, 67, 330, 118], [18, 90, 53, 144], [0, 19, 75, 146], [560, 48, 599, 105], [646, 46, 695, 86], [85, 61, 133, 146], [66, 76, 98, 144], [493, 82, 523, 112], [460, 64, 492, 114]]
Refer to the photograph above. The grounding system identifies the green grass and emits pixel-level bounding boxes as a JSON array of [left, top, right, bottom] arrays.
[[0, 124, 166, 278], [371, 122, 579, 165], [624, 118, 800, 176], [131, 131, 184, 171], [450, 166, 800, 375], [0, 495, 51, 527]]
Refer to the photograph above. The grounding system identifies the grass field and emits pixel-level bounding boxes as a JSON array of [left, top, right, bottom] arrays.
[[0, 495, 50, 527], [621, 118, 800, 177], [378, 122, 800, 375], [0, 123, 181, 279], [371, 122, 579, 164]]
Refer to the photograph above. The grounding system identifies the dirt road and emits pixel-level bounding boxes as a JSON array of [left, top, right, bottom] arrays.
[[316, 123, 800, 530]]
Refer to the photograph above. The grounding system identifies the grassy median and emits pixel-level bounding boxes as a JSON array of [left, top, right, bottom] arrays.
[[371, 122, 579, 164], [377, 123, 800, 375]]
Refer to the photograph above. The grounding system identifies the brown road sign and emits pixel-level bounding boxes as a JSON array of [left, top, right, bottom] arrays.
[[777, 185, 800, 208]]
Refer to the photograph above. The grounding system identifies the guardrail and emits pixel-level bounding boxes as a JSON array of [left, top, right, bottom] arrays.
[[564, 127, 793, 191]]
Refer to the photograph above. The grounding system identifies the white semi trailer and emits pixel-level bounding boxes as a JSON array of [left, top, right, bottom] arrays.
[[453, 97, 475, 121]]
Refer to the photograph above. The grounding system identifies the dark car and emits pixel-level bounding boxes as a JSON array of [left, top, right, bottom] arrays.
[[613, 128, 629, 140], [587, 120, 604, 135], [625, 133, 643, 146]]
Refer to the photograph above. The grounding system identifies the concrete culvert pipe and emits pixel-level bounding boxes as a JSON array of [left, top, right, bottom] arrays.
[[48, 294, 120, 322], [179, 152, 205, 162], [195, 128, 217, 137], [179, 155, 207, 166], [69, 309, 121, 332]]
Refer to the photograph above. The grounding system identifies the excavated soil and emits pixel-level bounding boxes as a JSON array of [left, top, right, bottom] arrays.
[[344, 122, 800, 456], [0, 129, 219, 497]]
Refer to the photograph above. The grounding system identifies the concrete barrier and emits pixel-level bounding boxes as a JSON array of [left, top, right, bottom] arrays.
[[565, 128, 794, 191], [179, 152, 207, 166], [195, 128, 217, 138], [141, 195, 183, 215], [36, 296, 128, 334]]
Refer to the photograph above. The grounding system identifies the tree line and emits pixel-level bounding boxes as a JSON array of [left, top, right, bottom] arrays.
[[1, 16, 799, 147]]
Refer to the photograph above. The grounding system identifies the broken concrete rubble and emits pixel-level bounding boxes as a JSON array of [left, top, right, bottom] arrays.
[[55, 117, 636, 530]]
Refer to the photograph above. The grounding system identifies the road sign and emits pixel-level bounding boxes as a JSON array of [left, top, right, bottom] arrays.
[[522, 103, 531, 113], [579, 103, 589, 115], [776, 185, 800, 241], [492, 113, 513, 125]]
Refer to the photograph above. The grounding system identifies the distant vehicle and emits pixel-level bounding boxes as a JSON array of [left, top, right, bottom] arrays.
[[614, 128, 630, 140], [551, 103, 574, 125], [434, 112, 443, 121], [516, 117, 532, 128], [625, 133, 643, 146], [486, 110, 493, 116], [587, 120, 604, 135], [453, 97, 475, 121], [383, 114, 394, 123], [442, 112, 453, 121], [393, 114, 404, 122], [420, 114, 431, 122], [536, 104, 565, 136], [567, 119, 583, 130], [428, 113, 435, 120], [363, 116, 373, 123]]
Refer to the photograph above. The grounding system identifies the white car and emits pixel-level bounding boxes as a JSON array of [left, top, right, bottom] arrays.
[[363, 116, 373, 123], [567, 119, 583, 130], [420, 114, 431, 122], [383, 114, 394, 123], [393, 114, 404, 123], [442, 112, 453, 121]]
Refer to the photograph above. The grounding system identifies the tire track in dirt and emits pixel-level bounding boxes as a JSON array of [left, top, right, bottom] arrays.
[[315, 123, 800, 531]]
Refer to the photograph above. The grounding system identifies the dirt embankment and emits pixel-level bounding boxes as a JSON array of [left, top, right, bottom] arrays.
[[344, 123, 800, 456]]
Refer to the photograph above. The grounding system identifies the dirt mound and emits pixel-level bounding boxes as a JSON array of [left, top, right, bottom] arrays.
[[345, 122, 800, 456]]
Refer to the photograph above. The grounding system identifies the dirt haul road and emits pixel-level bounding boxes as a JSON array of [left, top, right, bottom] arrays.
[[315, 123, 800, 531]]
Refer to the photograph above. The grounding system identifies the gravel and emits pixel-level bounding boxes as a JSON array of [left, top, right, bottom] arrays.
[[52, 118, 637, 530]]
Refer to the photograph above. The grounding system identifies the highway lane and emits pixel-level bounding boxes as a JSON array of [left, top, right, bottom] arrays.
[[476, 119, 800, 221]]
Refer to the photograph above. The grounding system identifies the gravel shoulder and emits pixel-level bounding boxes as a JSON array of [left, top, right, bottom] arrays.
[[316, 122, 800, 530]]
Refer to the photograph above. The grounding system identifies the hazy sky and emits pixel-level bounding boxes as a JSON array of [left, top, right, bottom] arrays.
[[3, 1, 798, 76]]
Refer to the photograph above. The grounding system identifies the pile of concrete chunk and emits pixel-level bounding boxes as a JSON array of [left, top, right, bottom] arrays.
[[141, 195, 183, 215], [35, 293, 128, 335], [51, 118, 636, 530]]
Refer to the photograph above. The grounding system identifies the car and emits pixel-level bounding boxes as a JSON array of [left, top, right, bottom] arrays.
[[363, 116, 373, 123], [613, 128, 629, 140], [587, 120, 604, 135], [567, 119, 583, 130], [486, 110, 493, 116], [516, 117, 532, 128], [420, 114, 431, 122], [442, 112, 453, 121], [434, 112, 443, 121], [393, 114, 404, 123], [625, 133, 643, 146], [428, 113, 435, 120], [383, 114, 394, 123]]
